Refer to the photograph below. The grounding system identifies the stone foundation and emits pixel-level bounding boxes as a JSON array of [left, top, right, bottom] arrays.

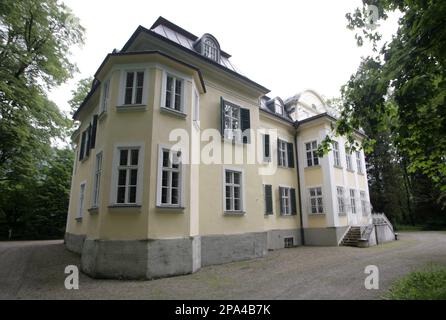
[[304, 226, 348, 246], [65, 227, 355, 279]]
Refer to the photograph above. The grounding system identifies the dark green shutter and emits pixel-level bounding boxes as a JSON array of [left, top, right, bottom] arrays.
[[79, 131, 86, 161], [220, 97, 225, 137], [90, 115, 98, 149], [264, 184, 273, 215], [291, 188, 297, 215], [279, 186, 284, 214], [264, 134, 270, 159], [287, 142, 294, 168], [86, 125, 92, 157], [277, 138, 281, 165], [240, 107, 250, 144]]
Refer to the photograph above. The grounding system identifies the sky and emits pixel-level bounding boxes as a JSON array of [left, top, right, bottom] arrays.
[[49, 0, 400, 115]]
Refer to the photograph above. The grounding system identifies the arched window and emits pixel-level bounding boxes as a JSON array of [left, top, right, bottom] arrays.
[[203, 38, 218, 61]]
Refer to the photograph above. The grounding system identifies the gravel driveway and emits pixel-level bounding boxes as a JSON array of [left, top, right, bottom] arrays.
[[1, 231, 445, 299]]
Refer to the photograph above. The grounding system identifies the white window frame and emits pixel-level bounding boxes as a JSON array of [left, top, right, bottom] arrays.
[[77, 181, 86, 219], [91, 151, 103, 208], [193, 87, 200, 123], [360, 191, 367, 216], [223, 103, 242, 142], [308, 186, 323, 214], [280, 186, 292, 216], [163, 73, 185, 112], [110, 143, 144, 206], [278, 139, 288, 167], [350, 189, 357, 214], [100, 78, 111, 114], [79, 127, 89, 161], [203, 38, 218, 61], [223, 167, 244, 213], [356, 151, 364, 174], [337, 186, 345, 215], [346, 151, 353, 171], [305, 140, 320, 167], [156, 145, 184, 208], [333, 141, 341, 167], [121, 69, 146, 106]]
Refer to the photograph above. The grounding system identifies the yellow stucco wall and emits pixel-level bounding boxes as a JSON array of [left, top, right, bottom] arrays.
[[66, 53, 371, 242]]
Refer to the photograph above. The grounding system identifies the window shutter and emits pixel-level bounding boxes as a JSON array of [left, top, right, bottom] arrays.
[[277, 138, 281, 165], [79, 131, 86, 161], [264, 134, 270, 159], [279, 186, 284, 214], [86, 125, 92, 157], [264, 184, 273, 215], [291, 188, 297, 215], [240, 107, 251, 144], [220, 97, 225, 137], [90, 115, 98, 149], [287, 142, 295, 168]]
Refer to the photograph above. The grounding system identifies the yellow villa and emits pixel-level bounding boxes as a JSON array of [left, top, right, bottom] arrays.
[[66, 17, 393, 279]]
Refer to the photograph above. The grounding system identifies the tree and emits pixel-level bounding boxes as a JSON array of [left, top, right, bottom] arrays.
[[68, 77, 93, 116], [0, 147, 73, 240], [330, 1, 446, 213], [0, 0, 84, 238], [0, 0, 84, 182]]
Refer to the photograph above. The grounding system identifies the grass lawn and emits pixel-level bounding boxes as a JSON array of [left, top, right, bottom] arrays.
[[385, 265, 446, 300]]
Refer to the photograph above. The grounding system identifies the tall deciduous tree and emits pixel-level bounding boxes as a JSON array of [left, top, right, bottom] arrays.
[[332, 0, 446, 213], [0, 0, 84, 182], [0, 0, 84, 237]]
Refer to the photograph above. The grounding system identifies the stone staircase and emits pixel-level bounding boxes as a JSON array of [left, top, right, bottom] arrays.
[[341, 226, 361, 247]]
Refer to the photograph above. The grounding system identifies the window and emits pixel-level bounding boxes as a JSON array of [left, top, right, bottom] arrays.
[[277, 139, 295, 168], [280, 187, 291, 215], [203, 38, 218, 61], [264, 184, 273, 215], [224, 169, 243, 212], [221, 98, 251, 143], [278, 139, 288, 167], [337, 186, 345, 215], [280, 186, 296, 215], [116, 148, 140, 204], [101, 79, 110, 113], [78, 182, 86, 219], [263, 134, 271, 162], [223, 103, 240, 140], [193, 89, 200, 122], [356, 151, 363, 174], [164, 74, 184, 112], [360, 191, 367, 216], [309, 187, 323, 214], [346, 151, 353, 171], [284, 237, 294, 248], [333, 141, 341, 167], [158, 148, 182, 207], [350, 189, 357, 214], [79, 126, 90, 161], [92, 152, 102, 208], [305, 141, 319, 167], [124, 71, 144, 105]]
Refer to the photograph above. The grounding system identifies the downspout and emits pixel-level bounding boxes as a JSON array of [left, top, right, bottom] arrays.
[[294, 121, 305, 245]]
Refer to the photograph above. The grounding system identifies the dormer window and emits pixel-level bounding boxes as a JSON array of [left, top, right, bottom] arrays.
[[196, 34, 220, 62], [203, 38, 218, 61]]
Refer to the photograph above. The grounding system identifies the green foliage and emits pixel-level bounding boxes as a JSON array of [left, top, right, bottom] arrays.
[[385, 265, 446, 300], [328, 0, 446, 224], [0, 148, 74, 240], [68, 77, 93, 116], [0, 0, 84, 239]]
